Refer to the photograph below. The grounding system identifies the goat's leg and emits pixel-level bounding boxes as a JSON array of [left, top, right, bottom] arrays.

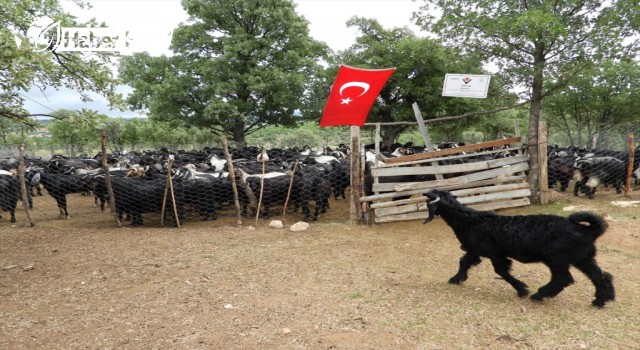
[[573, 179, 587, 196], [573, 257, 615, 307], [260, 205, 270, 219], [55, 195, 69, 219], [530, 264, 574, 302], [449, 253, 482, 284], [489, 257, 529, 297], [560, 177, 569, 192], [614, 182, 623, 194], [130, 212, 143, 226]]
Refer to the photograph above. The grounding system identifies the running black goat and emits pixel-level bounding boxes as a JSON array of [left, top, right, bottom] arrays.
[[423, 189, 615, 307]]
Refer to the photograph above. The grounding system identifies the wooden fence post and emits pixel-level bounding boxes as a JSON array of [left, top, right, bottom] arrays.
[[625, 133, 635, 197], [538, 121, 549, 205], [18, 144, 35, 227], [350, 126, 362, 222], [222, 138, 242, 226], [101, 132, 120, 227], [412, 102, 442, 180]]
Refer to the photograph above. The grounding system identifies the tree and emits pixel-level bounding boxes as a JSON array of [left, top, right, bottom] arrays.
[[322, 17, 512, 148], [1, 0, 121, 126], [414, 0, 639, 202], [48, 109, 107, 156], [119, 0, 328, 148], [120, 118, 144, 151], [102, 117, 127, 153], [545, 58, 640, 148]]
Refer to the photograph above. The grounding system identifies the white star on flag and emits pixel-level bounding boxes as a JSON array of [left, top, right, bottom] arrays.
[[341, 97, 352, 105]]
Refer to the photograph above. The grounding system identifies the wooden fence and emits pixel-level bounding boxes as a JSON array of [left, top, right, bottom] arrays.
[[359, 137, 531, 223]]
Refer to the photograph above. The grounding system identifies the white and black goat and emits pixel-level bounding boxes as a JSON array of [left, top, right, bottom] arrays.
[[423, 189, 615, 307]]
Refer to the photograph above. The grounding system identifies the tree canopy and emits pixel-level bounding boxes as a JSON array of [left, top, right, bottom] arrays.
[[0, 0, 121, 126], [414, 0, 640, 201], [119, 0, 328, 148], [545, 58, 640, 148]]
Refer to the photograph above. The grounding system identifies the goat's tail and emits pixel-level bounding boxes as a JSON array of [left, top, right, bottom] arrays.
[[569, 212, 608, 239]]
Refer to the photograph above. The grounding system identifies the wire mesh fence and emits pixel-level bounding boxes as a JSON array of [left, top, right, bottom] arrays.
[[1, 137, 353, 227], [547, 121, 639, 198], [2, 120, 639, 227]]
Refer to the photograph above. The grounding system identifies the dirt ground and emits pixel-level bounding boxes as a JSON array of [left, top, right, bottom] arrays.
[[1, 186, 639, 350]]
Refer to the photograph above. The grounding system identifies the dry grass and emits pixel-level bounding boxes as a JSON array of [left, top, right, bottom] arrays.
[[1, 187, 639, 349]]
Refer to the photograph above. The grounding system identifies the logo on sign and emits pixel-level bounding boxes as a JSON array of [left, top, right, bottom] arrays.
[[16, 15, 173, 54]]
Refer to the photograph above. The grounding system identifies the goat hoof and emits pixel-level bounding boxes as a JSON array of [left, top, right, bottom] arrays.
[[517, 289, 530, 298], [591, 299, 606, 308], [529, 293, 544, 302], [448, 277, 464, 285]]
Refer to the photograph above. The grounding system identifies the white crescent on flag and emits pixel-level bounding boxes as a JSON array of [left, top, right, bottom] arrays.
[[339, 82, 370, 97]]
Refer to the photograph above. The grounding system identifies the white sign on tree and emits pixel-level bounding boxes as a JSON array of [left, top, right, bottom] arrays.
[[442, 74, 491, 98]]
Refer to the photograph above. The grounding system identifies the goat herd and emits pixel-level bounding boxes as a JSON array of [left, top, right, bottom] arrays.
[[548, 144, 640, 198], [0, 145, 353, 226], [1, 143, 639, 226]]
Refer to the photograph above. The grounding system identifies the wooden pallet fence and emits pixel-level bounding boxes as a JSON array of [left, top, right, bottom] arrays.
[[360, 138, 531, 224]]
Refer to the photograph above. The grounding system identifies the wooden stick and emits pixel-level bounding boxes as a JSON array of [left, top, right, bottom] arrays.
[[255, 160, 266, 226], [222, 138, 242, 226], [167, 158, 180, 227], [101, 132, 120, 227], [282, 160, 299, 224], [161, 162, 170, 227], [383, 137, 522, 164], [18, 144, 35, 227]]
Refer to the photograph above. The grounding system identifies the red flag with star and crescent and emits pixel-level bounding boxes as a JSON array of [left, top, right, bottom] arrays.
[[320, 65, 395, 127]]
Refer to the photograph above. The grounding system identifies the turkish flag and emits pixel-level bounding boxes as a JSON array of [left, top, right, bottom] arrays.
[[320, 65, 395, 127]]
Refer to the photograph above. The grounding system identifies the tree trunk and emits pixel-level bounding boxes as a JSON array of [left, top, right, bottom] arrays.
[[527, 42, 545, 204], [232, 120, 246, 150], [382, 126, 404, 150]]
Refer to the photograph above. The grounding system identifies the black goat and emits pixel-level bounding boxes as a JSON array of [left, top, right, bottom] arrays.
[[328, 161, 350, 200], [181, 177, 234, 220], [0, 175, 20, 223], [94, 176, 184, 226], [547, 153, 576, 192], [573, 157, 626, 199], [423, 189, 615, 307], [292, 166, 332, 221], [31, 172, 94, 219]]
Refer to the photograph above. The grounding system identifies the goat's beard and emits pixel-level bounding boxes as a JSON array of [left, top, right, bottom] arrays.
[[423, 196, 440, 224]]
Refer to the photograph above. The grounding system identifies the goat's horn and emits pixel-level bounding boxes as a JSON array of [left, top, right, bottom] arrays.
[[423, 196, 440, 224]]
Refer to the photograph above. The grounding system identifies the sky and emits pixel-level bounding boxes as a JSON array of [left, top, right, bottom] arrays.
[[22, 0, 426, 119]]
